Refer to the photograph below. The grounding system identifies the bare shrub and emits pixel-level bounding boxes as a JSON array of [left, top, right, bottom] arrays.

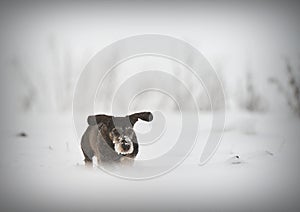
[[269, 57, 300, 116]]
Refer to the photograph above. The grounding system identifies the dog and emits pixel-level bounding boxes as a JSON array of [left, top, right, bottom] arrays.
[[81, 112, 153, 167]]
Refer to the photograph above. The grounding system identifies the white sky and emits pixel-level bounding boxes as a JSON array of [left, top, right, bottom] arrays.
[[0, 1, 300, 113]]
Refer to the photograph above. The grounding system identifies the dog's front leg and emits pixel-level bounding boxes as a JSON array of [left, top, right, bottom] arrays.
[[120, 157, 134, 167]]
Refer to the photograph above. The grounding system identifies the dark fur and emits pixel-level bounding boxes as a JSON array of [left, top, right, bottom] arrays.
[[81, 112, 153, 166]]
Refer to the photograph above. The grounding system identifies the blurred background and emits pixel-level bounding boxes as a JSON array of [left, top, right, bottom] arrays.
[[1, 1, 299, 117]]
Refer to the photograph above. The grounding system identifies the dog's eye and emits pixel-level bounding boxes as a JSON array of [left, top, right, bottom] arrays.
[[125, 128, 134, 136], [98, 123, 106, 131], [112, 128, 120, 136]]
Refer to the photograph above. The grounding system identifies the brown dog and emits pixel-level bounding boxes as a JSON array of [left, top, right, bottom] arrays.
[[81, 112, 153, 166]]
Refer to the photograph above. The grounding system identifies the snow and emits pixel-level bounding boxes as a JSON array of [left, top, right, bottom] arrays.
[[1, 2, 300, 211], [0, 111, 299, 212]]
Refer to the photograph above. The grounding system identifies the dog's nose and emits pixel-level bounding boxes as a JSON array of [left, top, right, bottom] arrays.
[[121, 141, 130, 151]]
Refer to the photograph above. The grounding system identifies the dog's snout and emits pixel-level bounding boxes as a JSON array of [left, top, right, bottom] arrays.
[[121, 142, 130, 151], [121, 139, 130, 144]]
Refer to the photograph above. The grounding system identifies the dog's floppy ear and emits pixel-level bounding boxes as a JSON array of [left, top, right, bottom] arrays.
[[128, 112, 153, 126], [87, 114, 112, 126]]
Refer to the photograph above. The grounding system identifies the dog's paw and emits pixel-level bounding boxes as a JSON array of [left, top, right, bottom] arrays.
[[120, 157, 135, 166]]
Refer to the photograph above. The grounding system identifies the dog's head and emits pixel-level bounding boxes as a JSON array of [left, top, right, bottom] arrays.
[[87, 112, 153, 155]]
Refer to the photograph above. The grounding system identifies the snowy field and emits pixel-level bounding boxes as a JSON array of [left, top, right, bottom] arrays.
[[0, 111, 299, 212], [1, 2, 300, 211]]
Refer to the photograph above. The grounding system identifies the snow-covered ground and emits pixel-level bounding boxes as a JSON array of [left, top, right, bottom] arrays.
[[0, 111, 299, 212]]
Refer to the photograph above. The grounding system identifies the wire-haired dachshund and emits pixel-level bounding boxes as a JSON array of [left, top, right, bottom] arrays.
[[81, 112, 153, 166]]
